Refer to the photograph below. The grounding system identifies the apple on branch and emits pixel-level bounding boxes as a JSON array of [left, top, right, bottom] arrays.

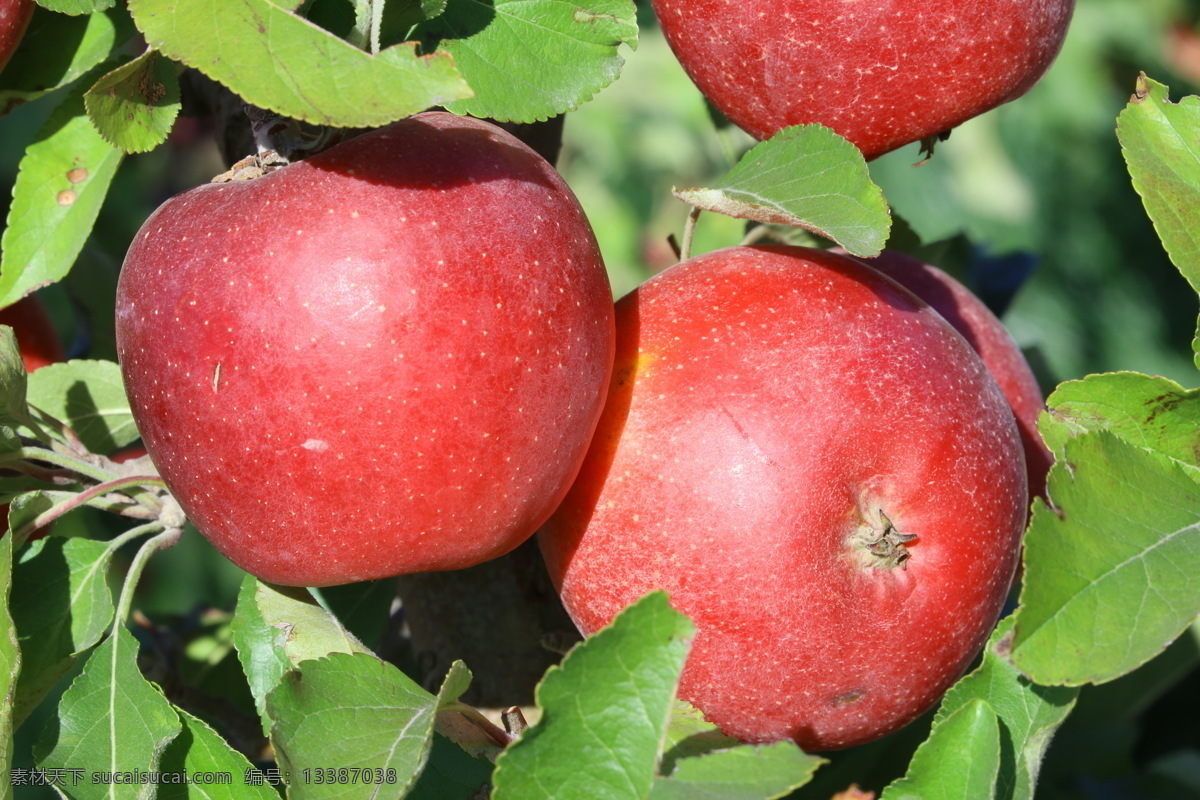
[[116, 112, 615, 587], [539, 245, 1028, 751], [0, 0, 33, 75], [838, 248, 1053, 503], [649, 0, 1076, 159]]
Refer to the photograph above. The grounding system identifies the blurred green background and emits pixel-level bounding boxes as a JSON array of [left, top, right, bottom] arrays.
[[3, 0, 1200, 796]]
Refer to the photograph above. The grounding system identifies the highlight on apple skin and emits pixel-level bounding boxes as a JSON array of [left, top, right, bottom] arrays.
[[540, 244, 1028, 751], [0, 0, 33, 75], [649, 0, 1076, 160], [116, 112, 616, 587], [840, 247, 1053, 503]]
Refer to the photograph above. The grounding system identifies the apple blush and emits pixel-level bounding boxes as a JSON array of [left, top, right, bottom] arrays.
[[539, 245, 1028, 751], [842, 248, 1053, 503], [649, 0, 1076, 159], [116, 112, 615, 587]]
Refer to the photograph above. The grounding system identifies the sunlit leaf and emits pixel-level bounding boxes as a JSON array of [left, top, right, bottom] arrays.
[[674, 125, 891, 257], [1011, 433, 1200, 685], [130, 0, 471, 127]]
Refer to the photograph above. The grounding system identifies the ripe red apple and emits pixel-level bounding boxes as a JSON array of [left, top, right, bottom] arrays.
[[538, 245, 1027, 750], [0, 0, 33, 75], [649, 0, 1076, 160], [0, 294, 67, 372], [839, 248, 1052, 502], [116, 112, 615, 587], [1, 293, 67, 539]]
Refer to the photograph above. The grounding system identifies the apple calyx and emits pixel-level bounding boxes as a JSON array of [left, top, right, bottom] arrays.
[[849, 510, 917, 571]]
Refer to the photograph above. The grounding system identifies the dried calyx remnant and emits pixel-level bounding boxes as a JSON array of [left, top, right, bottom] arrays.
[[849, 509, 917, 570]]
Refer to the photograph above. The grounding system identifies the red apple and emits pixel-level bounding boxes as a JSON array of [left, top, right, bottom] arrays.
[[538, 245, 1027, 750], [116, 112, 615, 587], [0, 0, 33, 75], [839, 248, 1052, 502], [649, 0, 1075, 160], [0, 294, 67, 371], [1, 293, 67, 540]]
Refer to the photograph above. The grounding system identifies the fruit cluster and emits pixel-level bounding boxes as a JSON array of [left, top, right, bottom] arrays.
[[112, 0, 1068, 753]]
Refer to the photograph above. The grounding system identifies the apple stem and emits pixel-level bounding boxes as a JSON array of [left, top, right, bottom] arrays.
[[111, 524, 183, 631], [349, 0, 383, 55], [679, 206, 702, 262], [9, 475, 171, 544]]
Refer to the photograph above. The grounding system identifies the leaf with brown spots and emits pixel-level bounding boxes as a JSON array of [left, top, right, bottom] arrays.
[[1041, 371, 1200, 478], [84, 50, 180, 153]]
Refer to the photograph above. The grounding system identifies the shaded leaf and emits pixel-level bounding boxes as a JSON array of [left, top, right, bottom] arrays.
[[25, 359, 138, 454], [268, 651, 441, 799], [158, 706, 280, 800], [418, 0, 638, 122], [936, 617, 1079, 800], [10, 537, 115, 729], [130, 0, 471, 127], [1011, 433, 1200, 685], [34, 626, 183, 800], [651, 739, 822, 800], [0, 328, 26, 424], [0, 534, 19, 800], [0, 7, 133, 117], [881, 699, 1001, 800], [84, 49, 181, 153], [491, 591, 694, 800], [674, 125, 890, 257]]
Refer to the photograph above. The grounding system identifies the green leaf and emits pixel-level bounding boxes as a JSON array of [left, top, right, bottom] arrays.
[[383, 0, 449, 36], [158, 706, 280, 800], [0, 7, 133, 117], [311, 578, 396, 652], [1118, 75, 1200, 295], [491, 591, 695, 800], [1041, 372, 1200, 476], [34, 625, 183, 800], [231, 576, 372, 734], [407, 732, 494, 800], [268, 651, 441, 798], [0, 534, 20, 800], [936, 617, 1079, 800], [39, 0, 115, 14], [881, 699, 1001, 800], [0, 328, 27, 425], [130, 0, 471, 128], [1011, 432, 1200, 685], [10, 537, 116, 729], [673, 125, 891, 257], [651, 740, 822, 800], [0, 85, 125, 308], [1117, 75, 1200, 370], [84, 49, 181, 153], [25, 360, 138, 454], [651, 701, 823, 800], [418, 0, 638, 122]]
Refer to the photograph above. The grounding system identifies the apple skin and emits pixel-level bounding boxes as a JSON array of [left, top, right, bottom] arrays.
[[538, 245, 1027, 750], [840, 249, 1052, 503], [0, 294, 67, 371], [649, 0, 1075, 159], [0, 0, 33, 75], [116, 112, 615, 587], [1, 294, 67, 540]]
